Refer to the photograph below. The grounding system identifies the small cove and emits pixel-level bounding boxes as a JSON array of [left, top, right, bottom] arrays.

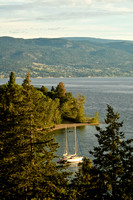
[[1, 77, 133, 160]]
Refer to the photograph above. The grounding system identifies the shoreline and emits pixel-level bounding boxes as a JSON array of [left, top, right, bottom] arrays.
[[50, 122, 100, 132]]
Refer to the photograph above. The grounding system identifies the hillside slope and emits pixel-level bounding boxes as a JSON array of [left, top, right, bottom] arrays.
[[0, 36, 133, 78]]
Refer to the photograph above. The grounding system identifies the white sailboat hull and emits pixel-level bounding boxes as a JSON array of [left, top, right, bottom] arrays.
[[67, 156, 83, 163]]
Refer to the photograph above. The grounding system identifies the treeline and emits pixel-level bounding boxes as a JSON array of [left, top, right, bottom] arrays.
[[38, 81, 86, 124], [0, 72, 86, 127], [0, 72, 132, 199]]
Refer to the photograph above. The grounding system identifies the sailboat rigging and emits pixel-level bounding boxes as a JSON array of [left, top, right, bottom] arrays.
[[67, 126, 83, 163], [57, 126, 83, 164]]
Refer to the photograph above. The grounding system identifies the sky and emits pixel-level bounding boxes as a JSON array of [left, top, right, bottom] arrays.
[[0, 0, 133, 40]]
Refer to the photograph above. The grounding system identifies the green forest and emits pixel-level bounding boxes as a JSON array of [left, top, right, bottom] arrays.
[[0, 72, 132, 199]]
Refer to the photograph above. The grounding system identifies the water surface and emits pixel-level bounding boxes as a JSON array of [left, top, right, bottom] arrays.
[[1, 77, 133, 158]]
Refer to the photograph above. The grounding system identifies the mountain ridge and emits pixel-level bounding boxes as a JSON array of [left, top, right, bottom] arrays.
[[0, 36, 133, 78]]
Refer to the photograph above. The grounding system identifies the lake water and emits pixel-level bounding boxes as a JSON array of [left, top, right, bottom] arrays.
[[1, 77, 133, 160]]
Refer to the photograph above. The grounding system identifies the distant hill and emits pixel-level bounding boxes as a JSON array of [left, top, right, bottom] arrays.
[[0, 36, 133, 78]]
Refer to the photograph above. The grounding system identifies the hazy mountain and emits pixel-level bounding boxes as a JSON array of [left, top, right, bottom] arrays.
[[0, 36, 133, 78]]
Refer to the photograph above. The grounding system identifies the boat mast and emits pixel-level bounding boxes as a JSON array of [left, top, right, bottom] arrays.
[[74, 126, 77, 156], [65, 127, 68, 155]]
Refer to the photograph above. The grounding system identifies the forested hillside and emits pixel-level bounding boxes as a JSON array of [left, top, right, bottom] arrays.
[[0, 36, 133, 78]]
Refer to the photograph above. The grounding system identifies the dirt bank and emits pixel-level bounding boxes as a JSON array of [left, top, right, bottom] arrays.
[[51, 122, 100, 131]]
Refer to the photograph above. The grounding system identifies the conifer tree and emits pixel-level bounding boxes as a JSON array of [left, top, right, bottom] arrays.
[[8, 71, 15, 87], [18, 73, 69, 199], [118, 138, 133, 199], [71, 105, 132, 200], [0, 73, 24, 199], [22, 71, 31, 87], [0, 72, 70, 200], [51, 86, 55, 92], [40, 85, 48, 95], [90, 105, 133, 199]]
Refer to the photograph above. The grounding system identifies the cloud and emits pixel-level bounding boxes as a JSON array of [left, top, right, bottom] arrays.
[[1, 0, 132, 24], [0, 0, 133, 40], [0, 0, 132, 13]]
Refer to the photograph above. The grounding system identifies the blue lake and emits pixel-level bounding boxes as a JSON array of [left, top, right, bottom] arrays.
[[1, 77, 133, 159]]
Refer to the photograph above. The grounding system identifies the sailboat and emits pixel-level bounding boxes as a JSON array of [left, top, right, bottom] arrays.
[[57, 126, 83, 164], [67, 126, 83, 163], [57, 126, 73, 164]]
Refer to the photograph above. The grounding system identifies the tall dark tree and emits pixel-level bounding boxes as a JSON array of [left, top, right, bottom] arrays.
[[71, 105, 133, 200], [0, 73, 24, 199], [8, 71, 15, 87], [0, 73, 70, 200], [22, 71, 31, 88], [90, 105, 133, 199], [118, 138, 133, 199], [51, 86, 55, 92], [40, 85, 48, 95], [19, 73, 70, 199]]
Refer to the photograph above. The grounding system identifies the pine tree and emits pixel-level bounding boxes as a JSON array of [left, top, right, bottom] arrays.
[[71, 105, 133, 200], [90, 105, 133, 199], [8, 71, 15, 87], [40, 85, 48, 95], [118, 139, 133, 199], [18, 73, 69, 199], [0, 73, 24, 199], [0, 73, 70, 200], [22, 71, 31, 88]]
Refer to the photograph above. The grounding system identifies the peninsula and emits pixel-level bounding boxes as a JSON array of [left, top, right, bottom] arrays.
[[0, 72, 99, 132]]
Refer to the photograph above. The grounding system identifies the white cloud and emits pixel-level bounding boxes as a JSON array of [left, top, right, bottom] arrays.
[[0, 0, 133, 40]]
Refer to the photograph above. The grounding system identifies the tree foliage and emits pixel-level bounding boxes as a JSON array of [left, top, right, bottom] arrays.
[[1, 37, 133, 78], [0, 72, 71, 200], [71, 105, 133, 200], [37, 82, 86, 123], [60, 93, 86, 122], [56, 82, 66, 98], [71, 158, 106, 200], [8, 71, 16, 87]]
